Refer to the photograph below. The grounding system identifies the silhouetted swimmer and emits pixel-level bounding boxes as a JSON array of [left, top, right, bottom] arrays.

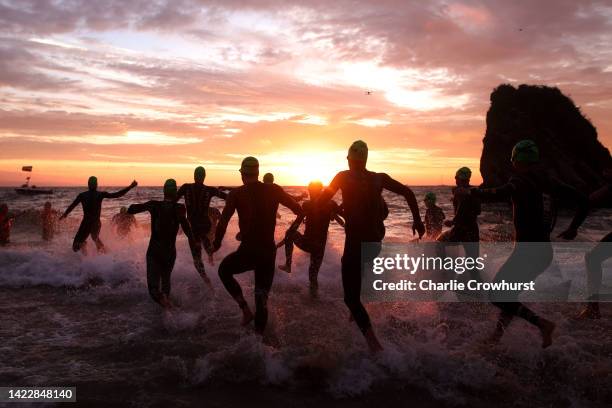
[[317, 140, 425, 352], [263, 173, 274, 184], [474, 140, 588, 348], [575, 168, 612, 319], [424, 192, 445, 239], [41, 201, 60, 241], [176, 166, 227, 286], [60, 177, 137, 254], [128, 179, 199, 309], [212, 157, 303, 334], [437, 167, 481, 282], [0, 203, 12, 246], [278, 181, 345, 297], [111, 206, 137, 239]]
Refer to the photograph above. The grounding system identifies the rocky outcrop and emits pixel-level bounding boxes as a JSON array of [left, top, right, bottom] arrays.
[[480, 84, 611, 192]]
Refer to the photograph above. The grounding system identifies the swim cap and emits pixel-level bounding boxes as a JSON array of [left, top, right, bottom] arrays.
[[511, 139, 539, 163], [120, 206, 127, 213], [88, 176, 98, 189], [240, 156, 259, 175], [424, 192, 436, 203], [194, 166, 206, 182], [348, 140, 368, 161], [163, 179, 177, 196], [455, 167, 472, 180], [263, 173, 274, 183]]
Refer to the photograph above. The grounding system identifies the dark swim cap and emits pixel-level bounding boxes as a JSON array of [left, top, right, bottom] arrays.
[[424, 191, 436, 203], [455, 167, 472, 180], [194, 166, 206, 181], [348, 140, 368, 161], [263, 173, 274, 183], [164, 179, 177, 195], [511, 139, 539, 163], [240, 157, 259, 175], [88, 176, 98, 189]]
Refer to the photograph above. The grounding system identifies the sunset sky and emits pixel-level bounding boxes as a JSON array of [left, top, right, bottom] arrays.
[[1, 0, 611, 186]]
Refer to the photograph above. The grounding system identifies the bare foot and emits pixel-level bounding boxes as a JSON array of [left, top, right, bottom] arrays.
[[575, 304, 601, 320], [538, 318, 556, 349], [364, 328, 384, 353], [278, 264, 291, 274], [241, 306, 254, 326]]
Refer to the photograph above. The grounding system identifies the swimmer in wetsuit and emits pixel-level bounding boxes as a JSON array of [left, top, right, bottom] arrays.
[[213, 157, 303, 334], [474, 140, 588, 348], [437, 167, 481, 282], [60, 177, 137, 254], [128, 179, 199, 309], [176, 166, 227, 285], [317, 140, 425, 352], [278, 181, 345, 297]]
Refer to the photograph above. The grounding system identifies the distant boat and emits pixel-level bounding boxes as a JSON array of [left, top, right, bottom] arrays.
[[14, 165, 53, 195]]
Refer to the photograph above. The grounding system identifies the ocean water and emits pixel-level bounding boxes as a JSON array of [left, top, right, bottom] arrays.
[[0, 186, 611, 407]]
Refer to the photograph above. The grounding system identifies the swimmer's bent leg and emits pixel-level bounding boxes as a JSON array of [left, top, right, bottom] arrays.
[[72, 220, 92, 253], [253, 249, 276, 332], [585, 232, 612, 301], [146, 251, 176, 305]]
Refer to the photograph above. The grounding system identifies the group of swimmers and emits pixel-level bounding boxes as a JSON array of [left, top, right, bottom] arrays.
[[0, 139, 609, 352]]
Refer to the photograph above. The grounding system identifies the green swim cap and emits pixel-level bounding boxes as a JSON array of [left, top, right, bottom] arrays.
[[455, 167, 472, 180], [194, 166, 206, 181], [88, 176, 98, 189], [120, 206, 127, 213], [511, 139, 539, 163], [424, 192, 436, 203], [348, 140, 368, 161], [163, 179, 177, 195], [240, 156, 259, 175], [263, 173, 274, 183]]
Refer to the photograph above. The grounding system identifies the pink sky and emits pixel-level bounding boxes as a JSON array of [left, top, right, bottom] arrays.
[[1, 0, 611, 186]]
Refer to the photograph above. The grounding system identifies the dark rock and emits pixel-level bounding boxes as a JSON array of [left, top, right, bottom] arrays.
[[480, 84, 612, 192]]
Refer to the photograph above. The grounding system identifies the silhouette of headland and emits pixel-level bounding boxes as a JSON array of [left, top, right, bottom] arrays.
[[480, 84, 612, 193]]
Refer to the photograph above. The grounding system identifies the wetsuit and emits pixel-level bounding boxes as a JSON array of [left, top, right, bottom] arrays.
[[477, 171, 588, 322], [585, 184, 612, 301], [177, 183, 227, 253], [284, 199, 342, 287], [128, 201, 193, 304], [319, 170, 421, 334], [63, 186, 134, 252], [111, 212, 136, 238], [437, 186, 481, 279], [425, 205, 445, 239], [214, 182, 303, 332]]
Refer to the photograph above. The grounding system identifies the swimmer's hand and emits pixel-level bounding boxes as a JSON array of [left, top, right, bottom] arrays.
[[558, 227, 578, 240], [129, 180, 138, 188], [412, 220, 425, 238]]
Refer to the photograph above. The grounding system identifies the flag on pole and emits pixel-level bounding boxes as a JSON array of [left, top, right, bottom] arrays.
[[22, 166, 32, 172]]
